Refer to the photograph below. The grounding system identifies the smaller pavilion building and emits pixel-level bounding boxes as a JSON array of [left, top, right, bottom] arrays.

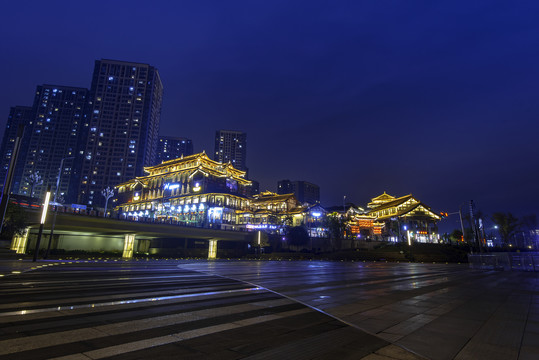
[[366, 192, 442, 243]]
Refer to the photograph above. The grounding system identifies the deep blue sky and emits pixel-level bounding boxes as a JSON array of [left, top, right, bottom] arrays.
[[1, 1, 538, 229]]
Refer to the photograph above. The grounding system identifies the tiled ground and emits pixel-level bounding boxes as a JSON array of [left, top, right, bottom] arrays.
[[1, 258, 537, 359], [180, 260, 539, 360]]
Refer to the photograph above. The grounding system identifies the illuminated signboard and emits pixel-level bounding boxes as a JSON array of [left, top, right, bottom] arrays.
[[163, 183, 180, 190], [246, 224, 279, 230]]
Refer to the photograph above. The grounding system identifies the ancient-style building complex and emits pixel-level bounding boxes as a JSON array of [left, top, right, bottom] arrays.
[[115, 155, 443, 243]]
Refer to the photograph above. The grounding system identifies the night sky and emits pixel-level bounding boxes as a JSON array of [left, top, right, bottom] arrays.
[[1, 1, 538, 230]]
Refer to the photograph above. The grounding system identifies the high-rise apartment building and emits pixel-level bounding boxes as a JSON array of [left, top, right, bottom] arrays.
[[277, 180, 320, 205], [0, 106, 33, 193], [11, 86, 90, 203], [79, 59, 163, 206], [155, 136, 193, 164], [214, 130, 247, 172]]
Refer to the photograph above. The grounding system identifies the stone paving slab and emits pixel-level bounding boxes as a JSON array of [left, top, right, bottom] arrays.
[[179, 260, 539, 360]]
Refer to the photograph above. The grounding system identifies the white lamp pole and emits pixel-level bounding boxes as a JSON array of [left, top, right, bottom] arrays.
[[44, 157, 74, 259], [33, 185, 51, 262]]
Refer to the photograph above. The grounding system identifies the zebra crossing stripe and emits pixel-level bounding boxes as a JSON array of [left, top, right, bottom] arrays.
[[0, 298, 301, 355], [0, 287, 262, 316], [50, 309, 311, 360]]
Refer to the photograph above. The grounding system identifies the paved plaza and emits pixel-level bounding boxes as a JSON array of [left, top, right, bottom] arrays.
[[0, 258, 537, 359]]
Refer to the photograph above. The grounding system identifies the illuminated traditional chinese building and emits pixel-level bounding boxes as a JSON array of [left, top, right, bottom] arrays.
[[299, 204, 328, 238], [236, 191, 301, 231], [348, 213, 379, 238], [115, 152, 252, 228], [234, 192, 328, 237], [366, 192, 442, 243]]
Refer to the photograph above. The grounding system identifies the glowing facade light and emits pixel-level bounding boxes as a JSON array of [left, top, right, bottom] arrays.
[[123, 234, 135, 258], [208, 240, 217, 259]]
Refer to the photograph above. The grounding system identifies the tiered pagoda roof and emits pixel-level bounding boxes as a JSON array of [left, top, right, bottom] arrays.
[[367, 191, 396, 209], [366, 192, 441, 221], [116, 152, 251, 189]]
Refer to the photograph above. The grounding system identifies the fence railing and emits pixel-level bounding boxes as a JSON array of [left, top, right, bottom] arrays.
[[468, 252, 539, 272]]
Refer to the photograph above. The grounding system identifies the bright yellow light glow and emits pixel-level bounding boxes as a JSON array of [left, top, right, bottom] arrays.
[[40, 191, 51, 224], [11, 229, 29, 254], [122, 234, 135, 258], [208, 240, 217, 259]]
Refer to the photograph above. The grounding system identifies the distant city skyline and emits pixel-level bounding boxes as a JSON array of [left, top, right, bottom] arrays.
[[1, 85, 89, 203], [213, 130, 247, 174], [79, 59, 163, 206], [277, 180, 320, 205], [0, 106, 33, 193], [156, 136, 193, 164]]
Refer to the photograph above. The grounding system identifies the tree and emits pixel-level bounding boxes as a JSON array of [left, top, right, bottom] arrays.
[[449, 229, 463, 244], [282, 215, 293, 227], [491, 212, 520, 246], [324, 213, 346, 249], [0, 203, 28, 240], [286, 226, 310, 247], [27, 171, 43, 198], [101, 187, 114, 217]]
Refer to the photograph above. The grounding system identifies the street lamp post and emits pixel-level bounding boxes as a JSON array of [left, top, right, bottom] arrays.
[[33, 185, 51, 262], [458, 206, 466, 243], [44, 157, 74, 259], [446, 206, 466, 245]]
